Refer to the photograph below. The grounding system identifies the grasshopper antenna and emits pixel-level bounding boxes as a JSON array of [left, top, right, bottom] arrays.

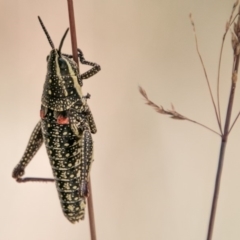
[[38, 16, 55, 49], [58, 28, 69, 55]]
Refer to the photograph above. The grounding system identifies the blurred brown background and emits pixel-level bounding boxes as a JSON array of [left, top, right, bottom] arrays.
[[1, 0, 240, 239]]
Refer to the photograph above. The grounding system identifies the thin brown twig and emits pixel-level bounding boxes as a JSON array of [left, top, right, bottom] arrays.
[[139, 86, 221, 136], [183, 117, 221, 136], [230, 12, 240, 26], [67, 1, 96, 240], [217, 5, 239, 135], [189, 14, 223, 135], [87, 178, 97, 240], [217, 38, 226, 130], [228, 111, 240, 134], [67, 0, 78, 69]]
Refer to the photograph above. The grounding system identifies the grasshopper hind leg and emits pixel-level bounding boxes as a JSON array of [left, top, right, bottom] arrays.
[[79, 128, 94, 197], [12, 120, 43, 180]]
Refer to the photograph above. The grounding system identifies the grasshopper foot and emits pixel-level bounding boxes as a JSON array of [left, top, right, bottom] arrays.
[[12, 164, 25, 180]]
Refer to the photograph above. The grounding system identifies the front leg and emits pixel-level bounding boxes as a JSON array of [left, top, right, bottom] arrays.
[[12, 120, 43, 180], [63, 48, 101, 80], [77, 49, 101, 79]]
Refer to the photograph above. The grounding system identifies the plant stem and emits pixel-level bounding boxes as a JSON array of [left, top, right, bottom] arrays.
[[67, 1, 97, 239], [189, 14, 223, 135], [67, 0, 78, 69], [228, 111, 240, 134], [206, 55, 239, 240], [184, 117, 221, 136], [206, 140, 226, 240], [87, 178, 97, 240]]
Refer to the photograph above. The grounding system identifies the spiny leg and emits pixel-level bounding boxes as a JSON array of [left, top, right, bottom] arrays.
[[79, 128, 93, 197], [12, 120, 54, 183], [77, 49, 101, 79], [63, 48, 101, 80]]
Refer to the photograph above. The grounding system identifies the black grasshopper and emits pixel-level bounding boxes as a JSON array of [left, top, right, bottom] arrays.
[[12, 17, 100, 223]]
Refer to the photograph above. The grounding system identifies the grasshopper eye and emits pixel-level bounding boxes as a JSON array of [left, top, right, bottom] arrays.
[[46, 55, 49, 62], [58, 58, 64, 64], [58, 58, 66, 69]]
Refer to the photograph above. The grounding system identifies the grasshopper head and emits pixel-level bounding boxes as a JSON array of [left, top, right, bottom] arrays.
[[47, 48, 79, 78], [38, 16, 83, 111], [38, 16, 78, 75]]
